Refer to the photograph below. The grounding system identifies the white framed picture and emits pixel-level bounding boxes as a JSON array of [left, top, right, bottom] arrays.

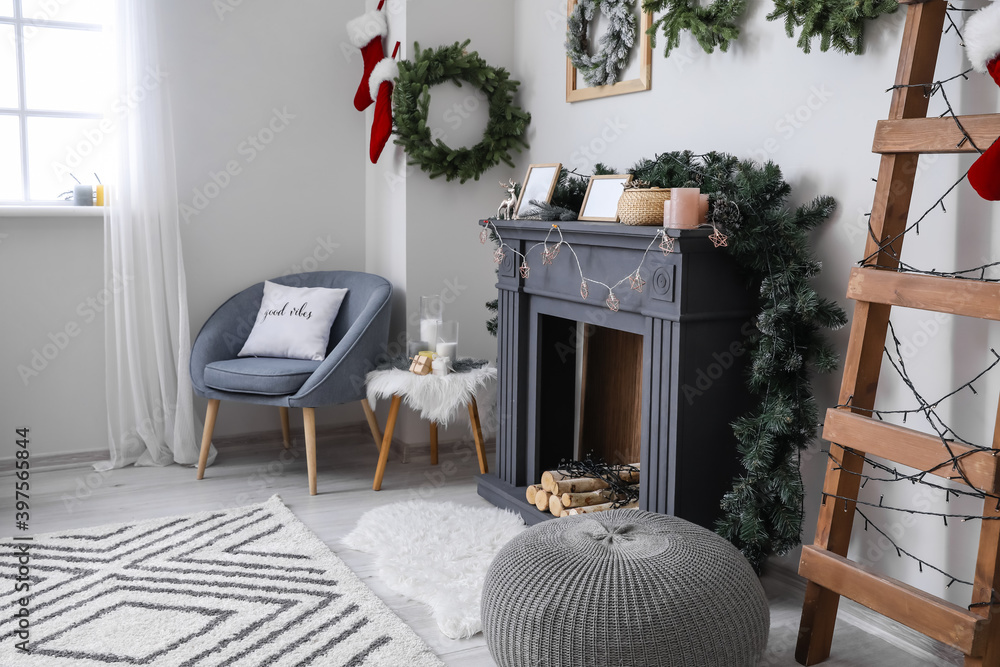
[[579, 174, 633, 222], [514, 163, 561, 219]]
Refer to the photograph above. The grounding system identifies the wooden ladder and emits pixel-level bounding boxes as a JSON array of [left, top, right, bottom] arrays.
[[795, 0, 1000, 665]]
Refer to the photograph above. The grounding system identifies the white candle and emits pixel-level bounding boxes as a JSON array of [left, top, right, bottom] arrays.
[[420, 319, 439, 346], [435, 341, 457, 362]]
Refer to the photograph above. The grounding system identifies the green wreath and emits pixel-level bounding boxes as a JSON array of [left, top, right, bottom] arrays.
[[566, 0, 638, 87], [641, 0, 747, 57], [392, 40, 531, 184]]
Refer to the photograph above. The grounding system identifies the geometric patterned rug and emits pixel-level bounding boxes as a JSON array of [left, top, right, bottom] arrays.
[[0, 496, 444, 666]]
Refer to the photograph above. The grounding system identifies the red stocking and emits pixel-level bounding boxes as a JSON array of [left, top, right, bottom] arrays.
[[969, 59, 1000, 201], [346, 3, 387, 112], [369, 43, 399, 164], [965, 4, 1000, 201]]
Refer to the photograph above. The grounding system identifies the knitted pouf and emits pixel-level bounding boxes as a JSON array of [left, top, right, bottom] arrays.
[[481, 509, 769, 667]]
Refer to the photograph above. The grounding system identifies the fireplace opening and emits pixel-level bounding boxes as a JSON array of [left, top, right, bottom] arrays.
[[535, 314, 643, 473]]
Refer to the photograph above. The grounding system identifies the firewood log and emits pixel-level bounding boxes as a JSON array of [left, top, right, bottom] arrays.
[[566, 500, 638, 515], [561, 486, 638, 508], [540, 470, 571, 494], [526, 484, 541, 505], [535, 489, 552, 512], [549, 494, 565, 516]]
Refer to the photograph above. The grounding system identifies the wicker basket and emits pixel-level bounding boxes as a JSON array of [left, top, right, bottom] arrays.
[[617, 188, 671, 225]]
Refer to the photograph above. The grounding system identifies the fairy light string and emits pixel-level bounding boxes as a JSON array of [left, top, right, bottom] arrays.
[[480, 219, 684, 312]]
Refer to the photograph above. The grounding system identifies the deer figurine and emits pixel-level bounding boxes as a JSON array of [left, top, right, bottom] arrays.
[[497, 179, 517, 220]]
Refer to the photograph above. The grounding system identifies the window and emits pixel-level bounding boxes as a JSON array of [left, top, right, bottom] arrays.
[[0, 0, 115, 203]]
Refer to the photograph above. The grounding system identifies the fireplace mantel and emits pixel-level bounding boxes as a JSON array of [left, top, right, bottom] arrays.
[[478, 218, 757, 528]]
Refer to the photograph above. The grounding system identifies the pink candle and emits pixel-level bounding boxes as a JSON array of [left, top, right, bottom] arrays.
[[662, 201, 672, 227], [699, 194, 709, 225], [668, 188, 700, 229]]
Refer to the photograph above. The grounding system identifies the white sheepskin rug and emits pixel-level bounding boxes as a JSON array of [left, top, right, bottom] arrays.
[[342, 500, 525, 639], [366, 364, 497, 428]]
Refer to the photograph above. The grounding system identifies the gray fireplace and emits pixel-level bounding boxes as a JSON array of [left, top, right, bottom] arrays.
[[477, 219, 756, 528]]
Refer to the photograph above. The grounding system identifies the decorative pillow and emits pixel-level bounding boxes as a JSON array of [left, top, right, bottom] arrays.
[[238, 281, 348, 361]]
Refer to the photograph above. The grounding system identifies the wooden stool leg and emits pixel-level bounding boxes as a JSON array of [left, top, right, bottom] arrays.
[[360, 398, 382, 453], [430, 422, 439, 465], [196, 399, 220, 480], [303, 407, 318, 496], [468, 397, 488, 475], [373, 395, 402, 491], [279, 406, 291, 449]]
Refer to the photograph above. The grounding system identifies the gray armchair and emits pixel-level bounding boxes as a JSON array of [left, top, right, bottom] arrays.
[[190, 271, 392, 495]]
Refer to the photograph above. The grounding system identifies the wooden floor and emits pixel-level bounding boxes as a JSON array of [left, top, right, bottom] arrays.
[[6, 426, 963, 666]]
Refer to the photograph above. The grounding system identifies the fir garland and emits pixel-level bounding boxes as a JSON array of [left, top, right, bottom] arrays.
[[566, 0, 639, 87], [641, 0, 747, 58], [629, 151, 846, 570], [393, 41, 531, 184], [767, 0, 898, 54]]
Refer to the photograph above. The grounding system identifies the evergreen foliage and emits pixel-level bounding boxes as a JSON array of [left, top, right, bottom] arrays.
[[641, 0, 747, 57], [393, 41, 531, 184], [767, 0, 898, 54], [566, 0, 639, 87], [630, 151, 846, 569]]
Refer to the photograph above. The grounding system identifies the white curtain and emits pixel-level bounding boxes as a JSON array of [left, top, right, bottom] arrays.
[[99, 0, 210, 469]]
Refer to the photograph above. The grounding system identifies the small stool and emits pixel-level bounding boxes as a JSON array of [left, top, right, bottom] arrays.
[[365, 363, 495, 491]]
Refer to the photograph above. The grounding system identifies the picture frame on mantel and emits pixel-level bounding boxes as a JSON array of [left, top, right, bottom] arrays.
[[514, 163, 562, 219], [579, 174, 633, 221], [566, 1, 653, 103]]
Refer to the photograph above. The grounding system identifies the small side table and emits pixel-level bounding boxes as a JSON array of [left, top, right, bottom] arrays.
[[365, 363, 495, 491]]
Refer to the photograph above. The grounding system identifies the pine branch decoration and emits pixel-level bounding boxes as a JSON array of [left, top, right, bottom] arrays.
[[629, 151, 846, 570], [766, 0, 898, 54], [566, 0, 639, 87], [641, 0, 747, 57]]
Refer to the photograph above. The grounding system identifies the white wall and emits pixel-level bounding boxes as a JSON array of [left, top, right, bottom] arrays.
[[511, 0, 999, 605]]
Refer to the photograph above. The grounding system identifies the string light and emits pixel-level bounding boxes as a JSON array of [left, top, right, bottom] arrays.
[[709, 226, 728, 248], [480, 227, 489, 244], [659, 234, 675, 255], [481, 220, 684, 312]]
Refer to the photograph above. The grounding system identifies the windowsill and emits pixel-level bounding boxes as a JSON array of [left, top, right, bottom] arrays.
[[0, 206, 105, 218]]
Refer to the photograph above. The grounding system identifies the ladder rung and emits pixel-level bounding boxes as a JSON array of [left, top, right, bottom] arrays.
[[873, 114, 1000, 154], [824, 408, 999, 494], [799, 545, 986, 655], [847, 267, 1000, 321]]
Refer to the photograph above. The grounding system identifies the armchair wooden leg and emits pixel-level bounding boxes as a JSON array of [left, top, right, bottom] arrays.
[[430, 422, 438, 466], [468, 397, 488, 475], [279, 406, 291, 449], [360, 398, 382, 453], [196, 399, 220, 480], [373, 395, 402, 491], [303, 408, 318, 496]]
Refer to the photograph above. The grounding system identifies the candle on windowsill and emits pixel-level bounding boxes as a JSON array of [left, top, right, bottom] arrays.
[[73, 185, 94, 206]]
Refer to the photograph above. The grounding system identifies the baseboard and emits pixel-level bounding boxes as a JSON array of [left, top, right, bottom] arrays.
[[0, 421, 494, 475], [763, 558, 962, 664]]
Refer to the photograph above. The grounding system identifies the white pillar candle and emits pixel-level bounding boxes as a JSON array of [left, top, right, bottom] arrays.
[[419, 319, 439, 346], [435, 341, 457, 362], [73, 185, 94, 206]]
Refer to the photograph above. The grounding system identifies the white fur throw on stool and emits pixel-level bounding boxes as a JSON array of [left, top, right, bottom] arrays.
[[366, 364, 497, 428]]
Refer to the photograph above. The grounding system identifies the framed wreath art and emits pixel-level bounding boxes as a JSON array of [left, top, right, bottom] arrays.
[[566, 0, 653, 102], [392, 40, 531, 184]]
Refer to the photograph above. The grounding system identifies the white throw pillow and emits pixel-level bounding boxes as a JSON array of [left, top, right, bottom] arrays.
[[238, 281, 348, 361]]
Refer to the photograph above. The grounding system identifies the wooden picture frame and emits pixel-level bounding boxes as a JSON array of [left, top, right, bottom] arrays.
[[514, 163, 562, 219], [566, 1, 653, 103], [578, 174, 633, 222]]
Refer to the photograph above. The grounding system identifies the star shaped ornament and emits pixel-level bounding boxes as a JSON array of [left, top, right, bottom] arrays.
[[709, 227, 728, 248], [659, 233, 675, 255], [606, 292, 620, 312], [629, 271, 645, 293]]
